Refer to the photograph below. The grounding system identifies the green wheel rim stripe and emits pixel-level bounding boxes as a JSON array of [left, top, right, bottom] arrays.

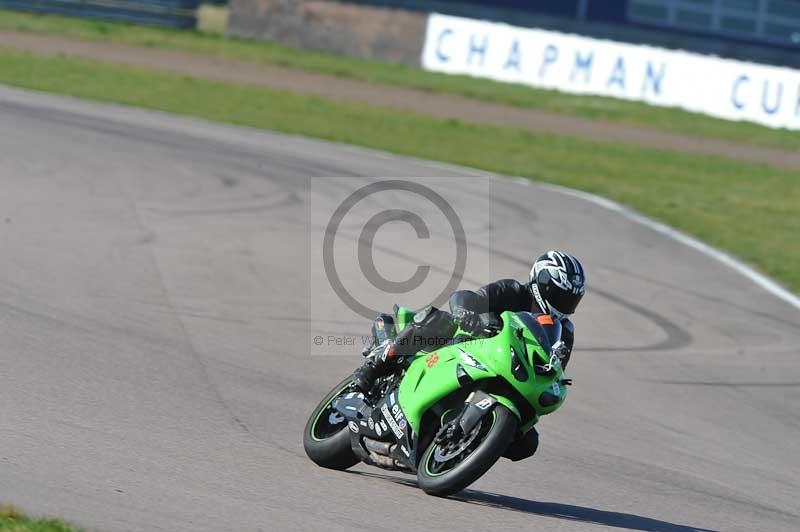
[[309, 381, 353, 442]]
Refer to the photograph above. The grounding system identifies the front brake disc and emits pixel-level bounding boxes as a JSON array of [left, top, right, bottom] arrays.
[[433, 419, 482, 462]]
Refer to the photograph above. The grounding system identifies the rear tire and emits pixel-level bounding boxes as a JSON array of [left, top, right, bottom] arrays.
[[417, 405, 517, 497], [303, 377, 360, 470]]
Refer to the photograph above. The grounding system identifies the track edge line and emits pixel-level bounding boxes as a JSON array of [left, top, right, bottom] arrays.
[[537, 182, 800, 312]]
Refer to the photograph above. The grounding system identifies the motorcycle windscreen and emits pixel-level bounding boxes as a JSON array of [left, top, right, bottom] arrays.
[[514, 312, 561, 355]]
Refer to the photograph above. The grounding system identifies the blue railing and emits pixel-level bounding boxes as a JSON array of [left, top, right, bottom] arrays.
[[0, 0, 204, 28]]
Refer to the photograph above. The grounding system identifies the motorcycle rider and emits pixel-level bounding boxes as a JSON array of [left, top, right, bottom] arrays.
[[353, 251, 585, 390], [351, 250, 586, 461]]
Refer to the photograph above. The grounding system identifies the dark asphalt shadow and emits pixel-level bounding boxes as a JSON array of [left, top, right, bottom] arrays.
[[345, 470, 718, 532], [452, 490, 718, 532]]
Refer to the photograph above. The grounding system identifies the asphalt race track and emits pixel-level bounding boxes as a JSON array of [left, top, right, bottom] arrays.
[[1, 86, 798, 532]]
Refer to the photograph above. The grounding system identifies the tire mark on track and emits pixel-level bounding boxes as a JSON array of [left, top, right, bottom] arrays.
[[603, 266, 800, 332], [471, 240, 694, 352], [645, 380, 800, 387]]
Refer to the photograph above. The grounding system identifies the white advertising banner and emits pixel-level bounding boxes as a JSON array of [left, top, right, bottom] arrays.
[[422, 14, 800, 130]]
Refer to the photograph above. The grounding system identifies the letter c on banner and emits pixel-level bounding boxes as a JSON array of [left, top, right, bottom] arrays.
[[436, 28, 453, 63], [731, 75, 749, 110]]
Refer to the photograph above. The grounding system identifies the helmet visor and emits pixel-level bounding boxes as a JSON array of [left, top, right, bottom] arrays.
[[548, 287, 584, 316]]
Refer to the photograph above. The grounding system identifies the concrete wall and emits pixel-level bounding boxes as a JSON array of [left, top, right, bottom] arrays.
[[228, 0, 427, 65], [229, 0, 800, 70]]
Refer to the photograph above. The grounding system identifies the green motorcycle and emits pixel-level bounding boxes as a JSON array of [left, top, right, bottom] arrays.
[[303, 306, 571, 496]]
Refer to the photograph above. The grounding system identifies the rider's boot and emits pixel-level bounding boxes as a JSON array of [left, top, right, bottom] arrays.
[[352, 342, 392, 393], [352, 324, 416, 393], [503, 427, 539, 461]]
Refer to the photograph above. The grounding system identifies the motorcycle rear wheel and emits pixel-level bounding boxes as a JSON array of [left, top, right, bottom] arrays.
[[303, 376, 360, 470]]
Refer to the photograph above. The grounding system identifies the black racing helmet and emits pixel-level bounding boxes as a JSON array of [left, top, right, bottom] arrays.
[[529, 251, 586, 318]]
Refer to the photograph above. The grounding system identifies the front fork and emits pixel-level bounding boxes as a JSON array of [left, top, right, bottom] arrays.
[[438, 390, 520, 444]]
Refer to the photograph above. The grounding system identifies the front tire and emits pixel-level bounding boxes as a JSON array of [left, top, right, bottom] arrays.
[[303, 377, 360, 470], [417, 405, 517, 497]]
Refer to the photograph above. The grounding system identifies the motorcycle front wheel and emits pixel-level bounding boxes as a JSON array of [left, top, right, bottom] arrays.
[[417, 404, 517, 496]]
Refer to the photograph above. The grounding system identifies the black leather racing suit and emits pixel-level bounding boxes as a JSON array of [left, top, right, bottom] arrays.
[[448, 279, 574, 357]]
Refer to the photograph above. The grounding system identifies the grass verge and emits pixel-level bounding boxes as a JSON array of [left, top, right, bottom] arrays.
[[0, 505, 77, 532], [0, 47, 797, 291], [0, 9, 799, 151]]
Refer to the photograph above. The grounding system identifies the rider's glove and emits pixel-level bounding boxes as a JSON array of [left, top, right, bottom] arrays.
[[454, 309, 483, 335], [365, 340, 394, 362]]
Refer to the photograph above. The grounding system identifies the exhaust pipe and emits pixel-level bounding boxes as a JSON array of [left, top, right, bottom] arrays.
[[368, 452, 397, 469], [363, 437, 393, 455], [363, 437, 402, 470]]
